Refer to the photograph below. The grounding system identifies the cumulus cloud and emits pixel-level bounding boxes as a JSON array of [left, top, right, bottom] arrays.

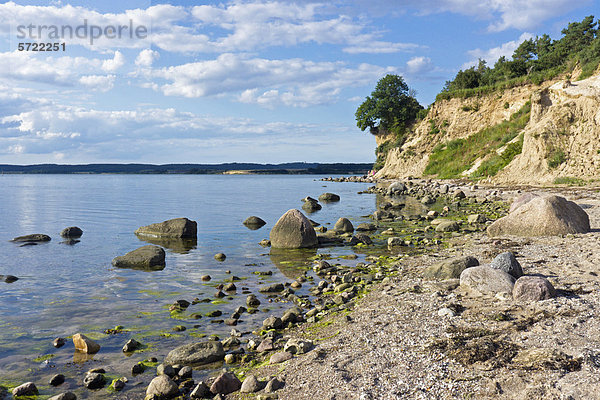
[[464, 32, 534, 68], [146, 53, 395, 106], [101, 51, 125, 72], [135, 49, 160, 67], [406, 56, 433, 75], [79, 75, 116, 92]]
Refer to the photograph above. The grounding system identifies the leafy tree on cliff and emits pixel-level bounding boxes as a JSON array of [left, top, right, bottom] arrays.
[[355, 74, 423, 136]]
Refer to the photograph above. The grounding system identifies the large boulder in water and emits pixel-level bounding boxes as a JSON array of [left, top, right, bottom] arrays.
[[135, 218, 197, 238], [319, 193, 340, 202], [243, 216, 266, 229], [12, 234, 51, 242], [487, 195, 590, 237], [164, 341, 225, 366], [112, 245, 165, 270], [270, 209, 318, 249], [334, 218, 354, 233]]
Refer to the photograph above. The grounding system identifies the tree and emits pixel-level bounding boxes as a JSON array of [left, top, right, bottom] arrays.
[[355, 74, 423, 135]]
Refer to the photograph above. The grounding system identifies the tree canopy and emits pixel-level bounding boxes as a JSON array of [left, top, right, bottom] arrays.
[[355, 74, 423, 135]]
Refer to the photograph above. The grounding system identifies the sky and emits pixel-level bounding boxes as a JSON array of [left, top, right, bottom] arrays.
[[0, 0, 597, 164]]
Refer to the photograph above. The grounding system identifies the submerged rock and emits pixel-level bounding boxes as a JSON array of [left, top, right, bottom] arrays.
[[72, 333, 101, 354], [12, 234, 50, 242], [488, 195, 590, 237], [60, 226, 83, 238], [270, 209, 318, 249], [12, 382, 38, 397], [83, 373, 105, 389], [48, 393, 76, 400], [244, 216, 267, 229], [111, 245, 165, 270], [319, 193, 340, 202], [302, 199, 322, 213], [334, 218, 354, 233], [1, 275, 18, 283], [214, 253, 226, 261], [135, 217, 197, 238], [164, 341, 225, 366]]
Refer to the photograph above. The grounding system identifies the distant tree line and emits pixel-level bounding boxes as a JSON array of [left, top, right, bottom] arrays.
[[440, 16, 600, 99]]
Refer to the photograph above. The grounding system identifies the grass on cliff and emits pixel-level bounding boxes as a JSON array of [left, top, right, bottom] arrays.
[[424, 102, 530, 179], [471, 134, 524, 178]]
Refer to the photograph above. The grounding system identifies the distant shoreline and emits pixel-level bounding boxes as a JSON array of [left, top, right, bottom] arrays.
[[0, 162, 373, 175]]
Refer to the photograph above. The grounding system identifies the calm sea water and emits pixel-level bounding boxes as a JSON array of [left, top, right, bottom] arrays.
[[0, 174, 375, 394]]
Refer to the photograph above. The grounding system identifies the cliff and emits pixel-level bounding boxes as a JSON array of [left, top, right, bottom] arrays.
[[375, 69, 600, 185]]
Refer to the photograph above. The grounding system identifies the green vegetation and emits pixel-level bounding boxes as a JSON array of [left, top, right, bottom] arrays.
[[439, 16, 600, 100], [554, 176, 586, 185], [547, 148, 567, 168], [424, 102, 531, 178], [472, 134, 524, 178], [355, 74, 423, 137]]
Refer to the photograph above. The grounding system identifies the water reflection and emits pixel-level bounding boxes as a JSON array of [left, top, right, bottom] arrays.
[[269, 248, 317, 279], [135, 235, 197, 254]]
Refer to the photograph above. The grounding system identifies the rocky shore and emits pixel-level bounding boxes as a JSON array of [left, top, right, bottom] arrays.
[[3, 178, 599, 400]]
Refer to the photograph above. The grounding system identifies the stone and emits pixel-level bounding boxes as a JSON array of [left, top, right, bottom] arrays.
[[12, 382, 38, 396], [460, 266, 516, 295], [178, 366, 193, 379], [318, 193, 340, 202], [259, 239, 271, 247], [302, 199, 322, 213], [509, 193, 540, 213], [265, 378, 285, 392], [490, 252, 523, 278], [454, 190, 466, 199], [387, 237, 403, 248], [12, 234, 50, 242], [135, 217, 197, 238], [423, 256, 479, 280], [246, 294, 261, 307], [157, 364, 176, 377], [263, 316, 283, 330], [243, 216, 267, 229], [349, 234, 372, 246], [421, 195, 435, 205], [283, 338, 313, 354], [488, 195, 590, 237], [53, 337, 66, 348], [164, 341, 225, 366], [201, 275, 211, 281], [73, 333, 101, 354], [256, 338, 275, 352], [259, 283, 284, 293], [438, 307, 456, 317], [146, 375, 179, 398], [269, 351, 292, 364], [241, 375, 263, 393], [270, 209, 318, 249], [60, 226, 83, 238], [122, 338, 141, 352], [435, 221, 459, 232], [467, 214, 487, 224], [334, 218, 354, 233], [49, 374, 65, 386], [83, 373, 105, 389], [48, 393, 76, 400], [210, 372, 241, 395], [2, 274, 18, 283], [111, 245, 165, 270], [513, 276, 557, 301], [190, 382, 211, 399], [214, 253, 226, 261], [387, 181, 406, 195], [112, 379, 126, 391], [356, 223, 377, 231]]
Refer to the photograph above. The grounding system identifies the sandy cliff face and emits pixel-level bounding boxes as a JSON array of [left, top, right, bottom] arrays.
[[376, 71, 600, 184]]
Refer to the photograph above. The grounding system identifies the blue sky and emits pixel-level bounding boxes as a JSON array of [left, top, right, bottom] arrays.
[[0, 0, 597, 164]]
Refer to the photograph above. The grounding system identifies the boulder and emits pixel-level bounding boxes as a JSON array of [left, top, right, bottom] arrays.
[[270, 209, 318, 249], [269, 351, 292, 364], [73, 333, 100, 354], [467, 214, 487, 224], [513, 276, 557, 301], [435, 221, 459, 232], [61, 227, 83, 238], [48, 393, 76, 400], [423, 256, 479, 280], [210, 372, 241, 395], [387, 182, 406, 195], [135, 217, 197, 238], [164, 341, 225, 366], [111, 245, 165, 270], [356, 223, 376, 231], [283, 338, 313, 354], [243, 216, 267, 229], [122, 338, 141, 352], [240, 375, 263, 393], [490, 252, 523, 278], [190, 382, 211, 399], [334, 218, 354, 233], [387, 237, 404, 248], [509, 193, 540, 213], [146, 375, 179, 398], [265, 378, 285, 393], [12, 234, 50, 242], [318, 193, 340, 202], [83, 373, 105, 389], [12, 382, 38, 397], [349, 234, 372, 246], [459, 266, 516, 295], [259, 283, 284, 293], [263, 316, 283, 330], [302, 199, 322, 213], [488, 195, 590, 237]]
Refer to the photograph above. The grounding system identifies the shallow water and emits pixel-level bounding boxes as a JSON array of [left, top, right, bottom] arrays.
[[0, 174, 375, 395]]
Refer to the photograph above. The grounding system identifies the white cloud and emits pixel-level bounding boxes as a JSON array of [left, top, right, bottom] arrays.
[[101, 51, 125, 72], [135, 49, 160, 67], [147, 53, 395, 107], [464, 32, 534, 68], [406, 56, 433, 74], [79, 75, 115, 92]]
